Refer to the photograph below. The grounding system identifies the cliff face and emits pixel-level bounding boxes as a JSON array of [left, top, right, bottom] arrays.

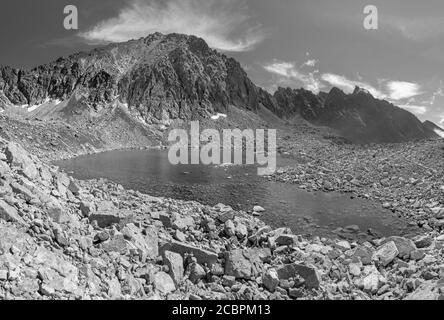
[[0, 33, 262, 125], [270, 86, 438, 143]]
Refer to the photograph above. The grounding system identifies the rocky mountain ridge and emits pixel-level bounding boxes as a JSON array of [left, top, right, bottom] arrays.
[[0, 32, 440, 146], [271, 86, 439, 143]]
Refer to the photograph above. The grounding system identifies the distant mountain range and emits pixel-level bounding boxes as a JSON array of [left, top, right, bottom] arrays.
[[0, 32, 440, 144]]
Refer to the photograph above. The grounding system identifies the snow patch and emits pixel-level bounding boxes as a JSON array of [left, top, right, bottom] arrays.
[[211, 113, 227, 120], [27, 98, 61, 112]]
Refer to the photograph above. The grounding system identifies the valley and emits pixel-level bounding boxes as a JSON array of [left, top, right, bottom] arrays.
[[0, 32, 443, 301]]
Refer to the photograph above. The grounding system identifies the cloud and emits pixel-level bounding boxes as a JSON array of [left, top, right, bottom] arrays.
[[301, 59, 318, 68], [397, 104, 428, 115], [263, 60, 323, 93], [80, 0, 268, 52], [320, 73, 385, 98], [386, 81, 422, 100], [427, 82, 444, 105]]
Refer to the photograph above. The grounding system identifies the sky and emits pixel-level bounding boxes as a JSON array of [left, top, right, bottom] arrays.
[[1, 0, 444, 125]]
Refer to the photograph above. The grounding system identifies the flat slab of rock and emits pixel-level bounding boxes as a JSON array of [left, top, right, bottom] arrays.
[[0, 200, 25, 224], [160, 240, 218, 267]]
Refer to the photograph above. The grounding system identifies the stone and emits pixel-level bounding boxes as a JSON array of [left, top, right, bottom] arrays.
[[122, 224, 158, 259], [0, 269, 8, 280], [405, 281, 439, 300], [235, 222, 248, 239], [413, 235, 433, 248], [107, 278, 122, 299], [10, 182, 35, 202], [262, 269, 280, 292], [224, 220, 236, 237], [253, 206, 265, 212], [153, 272, 176, 294], [274, 234, 297, 246], [386, 236, 417, 260], [289, 288, 304, 299], [363, 273, 380, 294], [160, 240, 218, 267], [410, 249, 426, 261], [336, 240, 351, 251], [163, 251, 184, 285], [221, 275, 236, 287], [349, 263, 361, 277], [224, 250, 252, 279], [5, 142, 38, 180], [373, 241, 398, 266], [276, 264, 320, 289], [67, 180, 80, 195], [93, 231, 110, 244], [172, 216, 194, 231], [188, 263, 206, 284], [0, 200, 24, 224], [102, 235, 130, 255], [80, 201, 94, 217]]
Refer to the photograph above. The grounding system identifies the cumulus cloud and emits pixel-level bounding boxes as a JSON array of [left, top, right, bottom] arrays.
[[386, 81, 422, 100], [263, 60, 323, 93], [80, 0, 268, 52], [321, 73, 385, 98]]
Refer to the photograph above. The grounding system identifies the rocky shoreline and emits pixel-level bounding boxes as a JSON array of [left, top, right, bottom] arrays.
[[0, 135, 443, 300]]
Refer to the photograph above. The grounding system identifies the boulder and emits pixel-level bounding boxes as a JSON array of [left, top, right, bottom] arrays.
[[224, 250, 252, 279], [276, 263, 320, 289], [188, 262, 206, 284], [163, 250, 184, 285], [153, 272, 176, 294], [385, 236, 416, 260], [5, 142, 38, 180], [262, 268, 279, 292], [160, 240, 218, 267], [373, 241, 398, 266], [0, 200, 25, 224], [405, 281, 440, 300]]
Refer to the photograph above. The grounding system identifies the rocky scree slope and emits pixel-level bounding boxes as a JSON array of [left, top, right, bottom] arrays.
[[0, 138, 443, 300]]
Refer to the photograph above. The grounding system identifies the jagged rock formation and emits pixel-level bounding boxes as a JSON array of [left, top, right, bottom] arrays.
[[0, 33, 261, 124], [0, 32, 439, 146], [270, 86, 438, 143]]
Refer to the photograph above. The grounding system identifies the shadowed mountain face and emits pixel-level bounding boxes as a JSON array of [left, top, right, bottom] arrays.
[[0, 32, 439, 144], [271, 86, 439, 143], [0, 33, 261, 125]]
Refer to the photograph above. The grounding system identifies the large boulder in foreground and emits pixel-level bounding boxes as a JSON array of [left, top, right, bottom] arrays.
[[4, 142, 39, 180]]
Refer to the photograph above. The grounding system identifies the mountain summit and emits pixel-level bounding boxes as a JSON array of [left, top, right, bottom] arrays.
[[0, 32, 439, 144]]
